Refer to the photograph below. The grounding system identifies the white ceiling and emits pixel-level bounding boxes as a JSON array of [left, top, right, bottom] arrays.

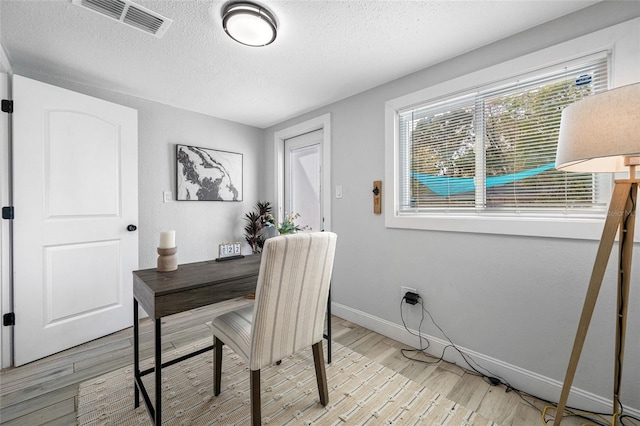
[[1, 0, 600, 129]]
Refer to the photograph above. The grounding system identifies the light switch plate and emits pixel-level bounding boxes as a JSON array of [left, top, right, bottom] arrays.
[[336, 185, 343, 199]]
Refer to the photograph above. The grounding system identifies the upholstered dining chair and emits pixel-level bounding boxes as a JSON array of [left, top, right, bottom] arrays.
[[211, 232, 337, 426]]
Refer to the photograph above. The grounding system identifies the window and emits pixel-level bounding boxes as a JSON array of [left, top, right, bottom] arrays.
[[397, 56, 609, 215]]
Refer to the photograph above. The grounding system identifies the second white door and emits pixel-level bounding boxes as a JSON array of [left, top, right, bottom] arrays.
[[284, 129, 323, 232]]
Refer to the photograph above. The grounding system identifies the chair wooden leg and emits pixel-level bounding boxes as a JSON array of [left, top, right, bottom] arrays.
[[250, 369, 261, 426], [312, 342, 329, 406], [214, 337, 223, 396]]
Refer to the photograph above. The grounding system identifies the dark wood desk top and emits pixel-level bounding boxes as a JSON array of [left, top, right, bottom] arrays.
[[133, 255, 261, 318]]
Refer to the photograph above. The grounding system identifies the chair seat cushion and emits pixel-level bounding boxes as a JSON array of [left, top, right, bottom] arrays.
[[211, 305, 253, 362]]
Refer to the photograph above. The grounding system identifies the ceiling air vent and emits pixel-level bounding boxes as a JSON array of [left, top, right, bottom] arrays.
[[72, 0, 173, 38]]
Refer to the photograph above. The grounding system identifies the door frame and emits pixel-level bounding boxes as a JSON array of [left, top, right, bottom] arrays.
[[273, 113, 331, 232], [1, 72, 12, 368]]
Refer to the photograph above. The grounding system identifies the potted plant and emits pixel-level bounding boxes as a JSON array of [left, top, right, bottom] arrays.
[[266, 211, 307, 235], [243, 201, 273, 254]]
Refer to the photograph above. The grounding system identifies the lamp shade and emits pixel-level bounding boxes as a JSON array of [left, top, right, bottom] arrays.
[[555, 82, 640, 173]]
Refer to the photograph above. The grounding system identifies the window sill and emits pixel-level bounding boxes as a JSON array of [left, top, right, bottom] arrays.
[[385, 212, 607, 240]]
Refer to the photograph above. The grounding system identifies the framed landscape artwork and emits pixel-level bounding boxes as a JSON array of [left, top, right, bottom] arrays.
[[176, 144, 243, 201]]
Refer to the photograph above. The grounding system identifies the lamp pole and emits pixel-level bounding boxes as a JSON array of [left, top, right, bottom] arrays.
[[554, 158, 638, 426]]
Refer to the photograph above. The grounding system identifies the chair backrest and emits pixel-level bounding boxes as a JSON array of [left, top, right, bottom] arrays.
[[249, 232, 337, 370]]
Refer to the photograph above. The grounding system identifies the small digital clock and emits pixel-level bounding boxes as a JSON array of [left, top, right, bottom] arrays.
[[217, 242, 243, 261]]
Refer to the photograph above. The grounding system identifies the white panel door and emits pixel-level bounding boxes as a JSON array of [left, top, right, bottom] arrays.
[[284, 130, 323, 232], [12, 75, 138, 366]]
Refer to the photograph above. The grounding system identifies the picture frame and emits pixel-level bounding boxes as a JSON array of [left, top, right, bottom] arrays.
[[176, 144, 243, 201]]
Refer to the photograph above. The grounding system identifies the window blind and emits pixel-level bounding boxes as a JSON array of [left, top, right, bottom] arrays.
[[398, 55, 609, 214]]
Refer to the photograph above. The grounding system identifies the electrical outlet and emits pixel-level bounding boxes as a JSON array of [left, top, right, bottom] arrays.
[[401, 286, 417, 303], [163, 191, 172, 203]]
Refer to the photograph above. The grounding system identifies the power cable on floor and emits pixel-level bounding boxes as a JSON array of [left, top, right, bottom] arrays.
[[399, 294, 639, 426]]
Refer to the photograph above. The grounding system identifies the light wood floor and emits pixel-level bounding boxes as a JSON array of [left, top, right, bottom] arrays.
[[0, 298, 586, 425]]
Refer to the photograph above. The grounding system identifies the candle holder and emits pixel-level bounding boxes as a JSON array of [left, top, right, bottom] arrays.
[[157, 247, 178, 272]]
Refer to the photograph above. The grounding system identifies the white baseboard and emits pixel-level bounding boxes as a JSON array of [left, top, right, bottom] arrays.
[[331, 302, 639, 419]]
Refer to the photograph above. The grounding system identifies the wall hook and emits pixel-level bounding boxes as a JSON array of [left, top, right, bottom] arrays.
[[372, 180, 381, 214]]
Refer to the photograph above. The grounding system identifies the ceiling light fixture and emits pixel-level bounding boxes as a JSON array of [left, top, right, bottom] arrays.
[[222, 2, 277, 47]]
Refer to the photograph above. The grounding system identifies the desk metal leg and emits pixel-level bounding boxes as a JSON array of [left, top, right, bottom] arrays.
[[134, 299, 140, 408], [155, 319, 162, 425], [133, 302, 160, 424], [134, 306, 213, 425]]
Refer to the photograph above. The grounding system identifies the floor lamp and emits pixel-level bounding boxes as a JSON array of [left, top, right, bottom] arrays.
[[553, 82, 640, 426]]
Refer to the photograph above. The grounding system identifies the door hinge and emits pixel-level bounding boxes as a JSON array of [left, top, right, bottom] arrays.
[[3, 313, 15, 326], [1, 99, 13, 114], [2, 206, 14, 220]]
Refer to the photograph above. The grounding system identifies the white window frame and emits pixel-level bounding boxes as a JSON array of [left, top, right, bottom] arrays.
[[384, 18, 640, 240]]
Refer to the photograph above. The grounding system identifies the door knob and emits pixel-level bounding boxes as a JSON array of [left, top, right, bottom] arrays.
[[127, 224, 137, 232]]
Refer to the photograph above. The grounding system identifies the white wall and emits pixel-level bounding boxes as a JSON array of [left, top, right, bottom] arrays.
[[131, 100, 264, 268], [264, 2, 640, 415]]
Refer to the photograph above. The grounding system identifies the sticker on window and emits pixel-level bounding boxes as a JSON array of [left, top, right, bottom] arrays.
[[575, 74, 592, 86]]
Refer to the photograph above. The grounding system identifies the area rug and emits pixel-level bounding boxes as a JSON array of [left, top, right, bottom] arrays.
[[77, 339, 500, 425]]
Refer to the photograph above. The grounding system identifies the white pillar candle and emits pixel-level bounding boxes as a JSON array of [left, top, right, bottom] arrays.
[[159, 230, 175, 248]]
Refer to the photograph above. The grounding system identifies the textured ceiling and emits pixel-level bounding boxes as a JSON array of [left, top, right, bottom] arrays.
[[1, 0, 599, 128]]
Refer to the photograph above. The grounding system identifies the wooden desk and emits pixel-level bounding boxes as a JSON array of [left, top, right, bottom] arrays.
[[132, 255, 332, 425], [133, 255, 260, 425]]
